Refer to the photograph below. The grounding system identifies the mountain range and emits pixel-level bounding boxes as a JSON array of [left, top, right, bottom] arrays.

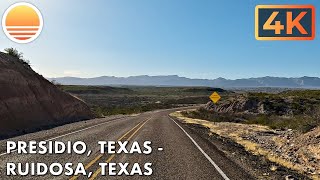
[[48, 75, 320, 88]]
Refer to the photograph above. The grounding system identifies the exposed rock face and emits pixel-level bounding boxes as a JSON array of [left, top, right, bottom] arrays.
[[0, 52, 94, 138], [205, 95, 265, 114], [205, 94, 294, 116]]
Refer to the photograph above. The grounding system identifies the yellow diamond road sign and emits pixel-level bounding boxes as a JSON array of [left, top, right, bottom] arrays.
[[210, 92, 221, 104]]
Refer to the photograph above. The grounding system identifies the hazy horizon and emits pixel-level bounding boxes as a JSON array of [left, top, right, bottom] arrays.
[[47, 74, 320, 80]]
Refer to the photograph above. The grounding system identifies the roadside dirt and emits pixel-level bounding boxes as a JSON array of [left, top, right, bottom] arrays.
[[171, 111, 319, 180]]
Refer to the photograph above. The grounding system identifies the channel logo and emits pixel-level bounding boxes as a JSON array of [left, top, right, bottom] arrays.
[[2, 2, 43, 43], [255, 5, 315, 40]]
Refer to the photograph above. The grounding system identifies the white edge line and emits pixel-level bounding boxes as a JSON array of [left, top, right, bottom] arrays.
[[169, 116, 231, 180], [0, 117, 124, 157]]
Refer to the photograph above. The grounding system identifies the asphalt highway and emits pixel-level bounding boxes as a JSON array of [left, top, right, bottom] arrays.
[[0, 109, 254, 180]]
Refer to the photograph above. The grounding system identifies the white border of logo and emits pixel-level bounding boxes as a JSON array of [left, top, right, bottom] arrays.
[[2, 2, 43, 44]]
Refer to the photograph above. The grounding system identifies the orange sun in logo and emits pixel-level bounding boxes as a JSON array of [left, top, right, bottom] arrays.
[[2, 2, 43, 43]]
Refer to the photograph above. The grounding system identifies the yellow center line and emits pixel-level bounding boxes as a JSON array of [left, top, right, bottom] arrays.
[[89, 154, 115, 180], [127, 119, 150, 141], [69, 117, 150, 180], [85, 154, 103, 169], [88, 118, 151, 180], [118, 120, 145, 141]]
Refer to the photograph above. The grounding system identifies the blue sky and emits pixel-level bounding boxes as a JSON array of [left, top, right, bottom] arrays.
[[0, 0, 319, 79]]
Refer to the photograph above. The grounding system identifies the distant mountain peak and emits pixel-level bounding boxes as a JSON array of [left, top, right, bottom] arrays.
[[216, 77, 227, 80], [48, 75, 320, 88]]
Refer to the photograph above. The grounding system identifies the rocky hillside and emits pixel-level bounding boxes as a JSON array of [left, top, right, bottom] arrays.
[[0, 52, 94, 138], [206, 91, 320, 116]]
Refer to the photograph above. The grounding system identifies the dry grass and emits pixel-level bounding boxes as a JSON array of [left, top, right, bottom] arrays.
[[170, 110, 320, 180]]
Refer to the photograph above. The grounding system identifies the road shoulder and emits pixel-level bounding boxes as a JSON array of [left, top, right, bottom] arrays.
[[170, 111, 311, 180]]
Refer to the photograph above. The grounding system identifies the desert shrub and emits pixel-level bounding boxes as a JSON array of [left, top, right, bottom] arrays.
[[4, 48, 23, 58], [4, 48, 30, 66], [183, 108, 320, 133], [182, 107, 241, 122], [50, 80, 63, 89]]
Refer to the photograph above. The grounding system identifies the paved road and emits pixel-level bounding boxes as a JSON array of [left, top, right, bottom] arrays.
[[0, 109, 254, 180]]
